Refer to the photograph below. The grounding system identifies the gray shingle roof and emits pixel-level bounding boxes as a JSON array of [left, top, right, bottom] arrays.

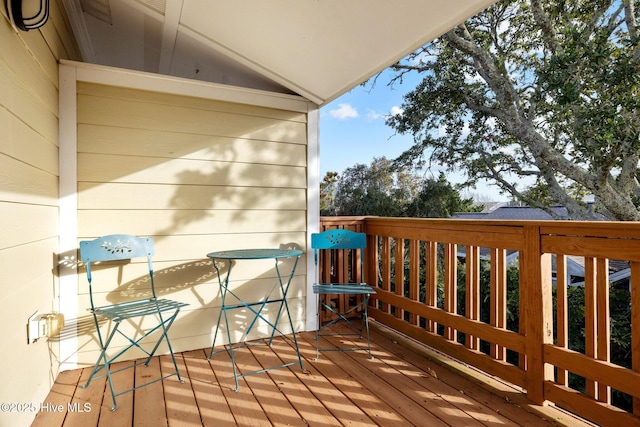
[[453, 206, 569, 220]]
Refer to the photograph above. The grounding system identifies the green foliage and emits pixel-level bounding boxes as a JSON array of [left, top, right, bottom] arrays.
[[323, 157, 479, 217], [320, 171, 339, 215], [455, 259, 522, 333], [406, 173, 480, 218], [333, 157, 418, 217], [385, 0, 640, 220], [559, 284, 632, 410]]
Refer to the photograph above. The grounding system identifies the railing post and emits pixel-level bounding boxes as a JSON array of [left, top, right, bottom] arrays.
[[521, 225, 554, 404], [633, 260, 640, 415]]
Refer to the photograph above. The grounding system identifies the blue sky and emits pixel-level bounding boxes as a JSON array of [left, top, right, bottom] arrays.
[[318, 69, 508, 201], [318, 69, 419, 176]]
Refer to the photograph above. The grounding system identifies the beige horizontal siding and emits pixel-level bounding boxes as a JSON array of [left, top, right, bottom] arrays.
[[0, 1, 80, 425], [0, 60, 59, 145], [78, 124, 306, 166], [76, 272, 307, 313], [0, 240, 63, 420], [77, 91, 306, 145], [0, 27, 59, 122], [0, 202, 58, 250], [77, 153, 306, 187], [77, 82, 308, 123], [78, 209, 306, 236], [78, 182, 307, 210], [0, 108, 59, 174], [0, 154, 58, 205]]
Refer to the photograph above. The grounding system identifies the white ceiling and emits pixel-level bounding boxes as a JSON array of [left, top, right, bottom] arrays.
[[62, 0, 497, 106]]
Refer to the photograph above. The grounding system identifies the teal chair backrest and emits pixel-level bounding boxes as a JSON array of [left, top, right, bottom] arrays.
[[80, 234, 157, 305], [311, 229, 366, 251], [311, 229, 366, 271]]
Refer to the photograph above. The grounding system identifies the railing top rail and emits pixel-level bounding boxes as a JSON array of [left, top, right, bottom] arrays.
[[323, 216, 640, 240]]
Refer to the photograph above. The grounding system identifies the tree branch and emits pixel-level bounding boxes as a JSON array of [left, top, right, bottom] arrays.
[[617, 147, 640, 195], [623, 0, 640, 63], [537, 164, 596, 219], [529, 0, 559, 54], [442, 26, 521, 118], [588, 2, 622, 35]]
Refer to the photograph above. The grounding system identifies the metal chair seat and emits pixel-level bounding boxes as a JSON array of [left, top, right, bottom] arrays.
[[313, 283, 375, 295]]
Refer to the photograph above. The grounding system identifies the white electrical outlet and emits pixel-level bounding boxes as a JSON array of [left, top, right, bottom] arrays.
[[28, 311, 42, 344], [27, 312, 64, 343]]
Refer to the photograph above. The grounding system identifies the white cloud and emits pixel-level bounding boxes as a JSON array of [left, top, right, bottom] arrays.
[[366, 109, 383, 120], [390, 106, 404, 116], [329, 103, 358, 120]]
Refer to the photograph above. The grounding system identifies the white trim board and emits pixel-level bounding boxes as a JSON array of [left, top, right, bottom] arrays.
[[58, 64, 79, 371], [60, 60, 312, 113], [306, 106, 320, 332]]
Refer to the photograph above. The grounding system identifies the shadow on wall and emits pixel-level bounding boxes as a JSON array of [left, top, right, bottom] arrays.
[[51, 245, 304, 357], [104, 258, 217, 303], [73, 87, 308, 246], [49, 255, 229, 365], [55, 250, 221, 299]]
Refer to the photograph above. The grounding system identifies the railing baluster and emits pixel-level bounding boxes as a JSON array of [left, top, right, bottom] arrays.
[[597, 258, 611, 404], [366, 234, 378, 308], [585, 256, 597, 400], [395, 238, 405, 320], [445, 242, 458, 342], [632, 260, 640, 416], [466, 245, 480, 351], [556, 254, 569, 386], [490, 248, 507, 361], [426, 241, 438, 333], [381, 236, 391, 314], [409, 239, 420, 325]]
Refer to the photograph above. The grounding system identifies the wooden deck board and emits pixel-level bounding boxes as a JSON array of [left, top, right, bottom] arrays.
[[31, 325, 594, 427], [319, 333, 491, 426], [96, 361, 134, 427], [301, 332, 450, 426], [182, 349, 237, 427]]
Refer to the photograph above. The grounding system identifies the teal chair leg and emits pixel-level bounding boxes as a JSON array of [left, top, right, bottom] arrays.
[[314, 293, 374, 360]]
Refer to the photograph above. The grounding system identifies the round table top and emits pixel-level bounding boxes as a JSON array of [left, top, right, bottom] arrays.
[[207, 248, 303, 260]]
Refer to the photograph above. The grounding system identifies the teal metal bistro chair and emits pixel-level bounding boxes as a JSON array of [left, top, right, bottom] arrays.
[[79, 234, 189, 411], [312, 229, 376, 359]]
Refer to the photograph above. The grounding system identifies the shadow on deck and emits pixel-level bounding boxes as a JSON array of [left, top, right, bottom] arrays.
[[31, 324, 593, 426]]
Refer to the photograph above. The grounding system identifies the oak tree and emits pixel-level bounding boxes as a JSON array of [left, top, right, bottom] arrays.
[[386, 0, 640, 220]]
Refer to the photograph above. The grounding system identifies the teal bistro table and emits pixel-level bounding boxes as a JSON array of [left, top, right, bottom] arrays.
[[206, 248, 304, 391]]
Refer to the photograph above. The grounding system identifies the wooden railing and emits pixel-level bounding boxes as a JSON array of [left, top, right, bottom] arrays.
[[320, 216, 640, 426]]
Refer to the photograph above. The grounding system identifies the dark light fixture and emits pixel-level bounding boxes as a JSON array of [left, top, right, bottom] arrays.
[[7, 0, 49, 31]]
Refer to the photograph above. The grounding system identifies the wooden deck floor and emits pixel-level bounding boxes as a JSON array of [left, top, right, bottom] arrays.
[[32, 325, 593, 427]]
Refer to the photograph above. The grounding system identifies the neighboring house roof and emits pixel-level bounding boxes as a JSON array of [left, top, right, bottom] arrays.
[[454, 206, 570, 220], [456, 248, 586, 281], [570, 268, 631, 288], [479, 202, 507, 213], [62, 0, 497, 106]]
